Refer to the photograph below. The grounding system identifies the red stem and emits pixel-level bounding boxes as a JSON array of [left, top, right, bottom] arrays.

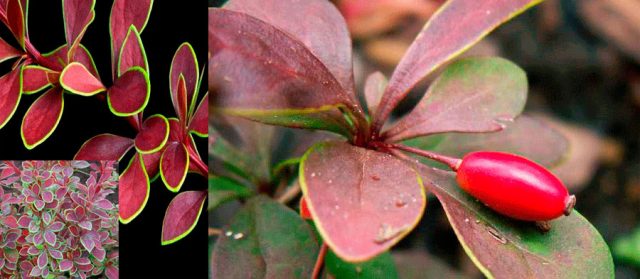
[[312, 243, 328, 279], [389, 143, 462, 171], [188, 148, 208, 176]]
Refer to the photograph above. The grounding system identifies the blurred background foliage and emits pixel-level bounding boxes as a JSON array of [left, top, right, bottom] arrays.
[[210, 0, 640, 277]]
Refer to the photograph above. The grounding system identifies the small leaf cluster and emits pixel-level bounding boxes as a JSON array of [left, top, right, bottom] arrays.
[[0, 161, 118, 279]]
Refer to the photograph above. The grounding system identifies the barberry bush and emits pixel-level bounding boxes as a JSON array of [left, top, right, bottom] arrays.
[[209, 0, 614, 277], [0, 160, 118, 279], [0, 0, 208, 245]]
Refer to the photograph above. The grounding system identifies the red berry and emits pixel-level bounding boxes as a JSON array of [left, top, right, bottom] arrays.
[[300, 197, 312, 220], [456, 151, 575, 221]]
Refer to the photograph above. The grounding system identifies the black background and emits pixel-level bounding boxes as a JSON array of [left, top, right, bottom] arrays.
[[0, 1, 208, 278]]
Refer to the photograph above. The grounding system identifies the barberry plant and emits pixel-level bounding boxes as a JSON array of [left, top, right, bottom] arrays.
[[0, 160, 118, 279], [209, 0, 614, 277], [0, 0, 208, 244]]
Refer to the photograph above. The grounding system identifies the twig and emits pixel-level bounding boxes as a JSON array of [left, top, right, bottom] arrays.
[[209, 228, 223, 236], [312, 243, 328, 279], [276, 183, 301, 204]]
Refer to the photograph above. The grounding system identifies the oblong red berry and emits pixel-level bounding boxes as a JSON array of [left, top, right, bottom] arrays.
[[456, 151, 574, 221], [300, 197, 312, 220]]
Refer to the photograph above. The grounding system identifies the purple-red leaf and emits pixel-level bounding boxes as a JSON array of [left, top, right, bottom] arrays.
[[188, 92, 207, 137], [0, 66, 22, 129], [60, 62, 105, 96], [44, 230, 56, 246], [42, 44, 99, 77], [119, 153, 150, 223], [22, 65, 58, 94], [209, 8, 355, 135], [110, 0, 153, 77], [107, 66, 149, 116], [75, 133, 134, 160], [373, 0, 542, 131], [59, 260, 73, 272], [63, 0, 96, 59], [134, 114, 169, 154], [170, 43, 198, 117], [384, 57, 527, 141], [17, 216, 31, 227], [37, 252, 47, 269], [175, 75, 188, 127], [160, 142, 189, 192], [141, 150, 162, 181], [160, 190, 206, 245], [118, 25, 147, 76], [300, 141, 426, 261], [0, 36, 21, 63], [225, 0, 355, 94], [21, 87, 64, 150]]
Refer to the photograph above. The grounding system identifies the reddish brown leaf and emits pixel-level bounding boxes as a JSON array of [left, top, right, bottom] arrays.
[[119, 153, 150, 223], [22, 66, 56, 94], [0, 36, 21, 63], [188, 92, 207, 137], [106, 67, 149, 116], [209, 9, 355, 135], [300, 141, 425, 261], [428, 115, 569, 168], [170, 43, 198, 116], [60, 62, 105, 96], [0, 66, 22, 129], [63, 0, 95, 59], [117, 25, 147, 76], [161, 190, 206, 245], [41, 45, 99, 78], [160, 142, 189, 192], [384, 57, 528, 141], [141, 149, 162, 181], [174, 75, 188, 127], [109, 0, 153, 77], [225, 0, 355, 94], [134, 114, 169, 154], [363, 71, 387, 116], [21, 87, 64, 149], [373, 0, 542, 131], [74, 133, 134, 160]]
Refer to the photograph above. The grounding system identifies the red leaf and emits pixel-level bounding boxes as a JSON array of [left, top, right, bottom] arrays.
[[225, 0, 355, 94], [160, 142, 189, 192], [373, 0, 542, 131], [161, 190, 206, 245], [175, 74, 188, 126], [188, 92, 207, 137], [209, 9, 356, 135], [119, 153, 150, 223], [117, 25, 147, 76], [63, 0, 95, 59], [170, 43, 198, 118], [22, 65, 57, 94], [74, 133, 134, 160], [0, 66, 22, 129], [6, 0, 25, 48], [134, 114, 169, 154], [141, 150, 162, 181], [110, 0, 153, 78], [60, 62, 105, 96], [107, 67, 149, 116], [300, 141, 426, 261], [21, 87, 64, 150], [0, 36, 21, 63]]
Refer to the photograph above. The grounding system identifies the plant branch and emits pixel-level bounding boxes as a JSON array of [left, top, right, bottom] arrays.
[[312, 243, 328, 279], [389, 143, 462, 171], [208, 228, 223, 236], [276, 183, 300, 204]]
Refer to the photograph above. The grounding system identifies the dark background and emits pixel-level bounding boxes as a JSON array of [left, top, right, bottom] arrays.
[[0, 1, 208, 278]]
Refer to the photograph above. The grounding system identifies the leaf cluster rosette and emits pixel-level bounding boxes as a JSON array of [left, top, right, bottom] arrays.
[[70, 0, 208, 245], [209, 0, 614, 277], [0, 161, 118, 279]]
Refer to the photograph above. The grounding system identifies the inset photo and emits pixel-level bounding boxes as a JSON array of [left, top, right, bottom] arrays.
[[0, 161, 118, 278]]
